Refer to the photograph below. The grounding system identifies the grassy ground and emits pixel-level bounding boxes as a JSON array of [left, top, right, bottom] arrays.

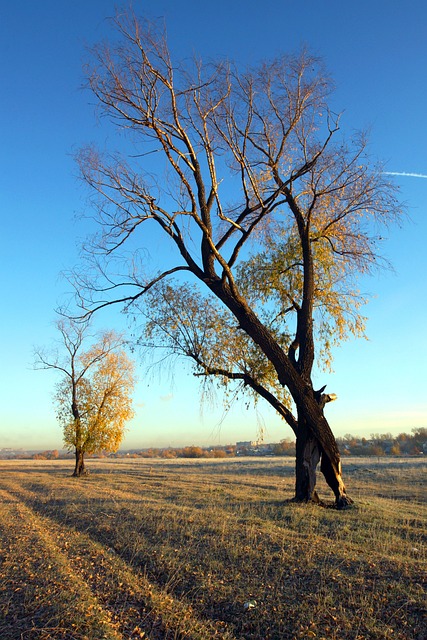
[[0, 457, 425, 639]]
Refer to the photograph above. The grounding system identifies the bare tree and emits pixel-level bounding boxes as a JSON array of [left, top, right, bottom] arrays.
[[35, 319, 135, 476], [75, 10, 402, 506]]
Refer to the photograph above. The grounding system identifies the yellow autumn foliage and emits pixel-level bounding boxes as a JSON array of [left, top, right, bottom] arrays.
[[56, 340, 135, 456]]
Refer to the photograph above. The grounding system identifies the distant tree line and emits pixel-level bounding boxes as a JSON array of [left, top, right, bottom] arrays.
[[337, 428, 427, 457], [1, 428, 425, 461], [32, 450, 60, 460], [114, 446, 234, 459]]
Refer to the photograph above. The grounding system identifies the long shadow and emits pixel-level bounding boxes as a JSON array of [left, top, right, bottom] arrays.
[[5, 471, 425, 640]]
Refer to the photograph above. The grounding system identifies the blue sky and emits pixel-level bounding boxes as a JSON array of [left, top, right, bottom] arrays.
[[1, 0, 426, 450]]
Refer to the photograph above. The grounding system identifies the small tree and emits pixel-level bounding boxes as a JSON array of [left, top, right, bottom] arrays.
[[35, 319, 136, 476]]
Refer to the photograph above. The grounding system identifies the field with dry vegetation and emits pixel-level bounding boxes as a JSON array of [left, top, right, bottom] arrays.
[[0, 457, 425, 639]]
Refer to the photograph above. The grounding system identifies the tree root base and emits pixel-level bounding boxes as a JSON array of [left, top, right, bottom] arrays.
[[288, 494, 327, 508], [335, 494, 354, 510], [287, 493, 354, 510], [71, 469, 90, 478]]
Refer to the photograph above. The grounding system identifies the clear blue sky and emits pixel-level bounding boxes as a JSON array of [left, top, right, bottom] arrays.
[[1, 1, 426, 450]]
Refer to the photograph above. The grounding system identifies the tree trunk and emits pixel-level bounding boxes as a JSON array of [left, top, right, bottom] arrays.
[[320, 451, 352, 509], [294, 428, 322, 503], [208, 283, 352, 507], [72, 448, 87, 477], [294, 403, 353, 508]]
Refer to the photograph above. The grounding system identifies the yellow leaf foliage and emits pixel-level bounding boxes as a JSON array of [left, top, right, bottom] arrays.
[[55, 340, 135, 455]]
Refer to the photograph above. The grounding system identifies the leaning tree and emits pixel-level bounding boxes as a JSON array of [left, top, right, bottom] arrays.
[[75, 10, 402, 506]]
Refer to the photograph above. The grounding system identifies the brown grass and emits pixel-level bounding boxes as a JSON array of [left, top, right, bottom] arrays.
[[0, 457, 425, 639]]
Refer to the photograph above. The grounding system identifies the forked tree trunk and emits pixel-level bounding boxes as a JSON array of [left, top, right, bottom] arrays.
[[294, 409, 352, 509], [72, 448, 86, 477]]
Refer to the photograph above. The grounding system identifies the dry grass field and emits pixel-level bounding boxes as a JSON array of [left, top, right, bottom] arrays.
[[0, 456, 425, 640]]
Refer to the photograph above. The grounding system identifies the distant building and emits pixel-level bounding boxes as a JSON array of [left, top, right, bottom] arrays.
[[236, 441, 256, 449], [236, 441, 274, 456]]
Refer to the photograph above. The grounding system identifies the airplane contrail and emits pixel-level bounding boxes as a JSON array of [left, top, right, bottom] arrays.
[[384, 171, 427, 179]]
